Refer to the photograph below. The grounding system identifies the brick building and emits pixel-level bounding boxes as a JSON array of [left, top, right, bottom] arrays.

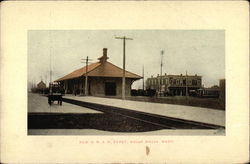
[[55, 48, 141, 96], [146, 74, 202, 96]]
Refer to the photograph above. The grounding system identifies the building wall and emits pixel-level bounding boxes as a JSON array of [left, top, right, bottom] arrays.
[[146, 75, 201, 89], [37, 82, 46, 89], [62, 77, 133, 97], [146, 74, 202, 96], [90, 77, 132, 96], [62, 77, 84, 94]]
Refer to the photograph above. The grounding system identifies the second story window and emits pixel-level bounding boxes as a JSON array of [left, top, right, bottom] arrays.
[[173, 79, 176, 85], [197, 79, 201, 85], [192, 80, 197, 85]]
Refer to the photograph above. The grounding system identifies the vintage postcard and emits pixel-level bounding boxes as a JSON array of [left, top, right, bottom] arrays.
[[1, 1, 249, 163], [27, 29, 225, 135]]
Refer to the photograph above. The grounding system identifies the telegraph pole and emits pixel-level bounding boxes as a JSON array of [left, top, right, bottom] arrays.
[[160, 50, 164, 96], [85, 56, 89, 96], [49, 30, 52, 94], [142, 66, 144, 90], [115, 36, 133, 100], [81, 56, 92, 96], [45, 75, 47, 87], [186, 70, 188, 96]]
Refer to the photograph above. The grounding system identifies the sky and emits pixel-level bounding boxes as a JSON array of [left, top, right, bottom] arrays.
[[28, 30, 225, 89]]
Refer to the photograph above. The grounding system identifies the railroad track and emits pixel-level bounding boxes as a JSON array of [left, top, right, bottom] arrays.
[[62, 98, 225, 129]]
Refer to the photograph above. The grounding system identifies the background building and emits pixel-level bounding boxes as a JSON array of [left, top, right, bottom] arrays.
[[32, 80, 47, 94], [56, 48, 141, 97], [146, 74, 202, 96], [37, 81, 46, 89]]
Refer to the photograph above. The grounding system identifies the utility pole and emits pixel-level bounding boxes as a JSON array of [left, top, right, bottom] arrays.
[[186, 70, 188, 96], [45, 75, 47, 87], [49, 30, 52, 94], [81, 56, 92, 96], [142, 66, 144, 90], [115, 36, 133, 100], [160, 50, 164, 96]]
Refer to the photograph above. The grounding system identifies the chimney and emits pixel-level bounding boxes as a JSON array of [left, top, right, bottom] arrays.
[[103, 48, 107, 57], [98, 48, 109, 63]]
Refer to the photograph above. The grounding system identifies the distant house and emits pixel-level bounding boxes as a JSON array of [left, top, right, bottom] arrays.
[[37, 81, 46, 89], [55, 48, 142, 96], [146, 74, 202, 96]]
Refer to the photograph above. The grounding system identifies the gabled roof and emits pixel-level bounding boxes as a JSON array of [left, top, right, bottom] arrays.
[[55, 48, 142, 82], [55, 61, 142, 82], [55, 62, 101, 81], [37, 81, 46, 88], [87, 61, 142, 79], [37, 81, 46, 85]]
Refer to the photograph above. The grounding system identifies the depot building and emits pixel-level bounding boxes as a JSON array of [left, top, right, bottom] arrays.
[[55, 48, 142, 96]]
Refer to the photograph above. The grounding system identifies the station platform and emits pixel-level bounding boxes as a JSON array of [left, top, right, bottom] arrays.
[[63, 95, 225, 127], [28, 93, 102, 114]]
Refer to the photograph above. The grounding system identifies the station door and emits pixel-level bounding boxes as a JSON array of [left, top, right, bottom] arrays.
[[105, 82, 116, 96]]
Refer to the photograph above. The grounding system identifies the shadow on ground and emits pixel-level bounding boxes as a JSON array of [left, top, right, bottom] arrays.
[[28, 113, 165, 132]]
